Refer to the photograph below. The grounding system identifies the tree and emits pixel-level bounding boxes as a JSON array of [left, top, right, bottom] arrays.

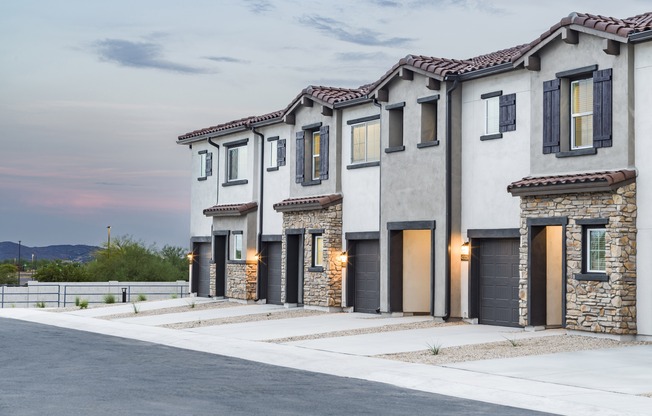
[[0, 264, 18, 285], [85, 236, 187, 282], [33, 261, 90, 282]]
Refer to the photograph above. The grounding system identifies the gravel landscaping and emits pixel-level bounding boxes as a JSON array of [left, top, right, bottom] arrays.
[[98, 300, 242, 320], [161, 309, 326, 329]]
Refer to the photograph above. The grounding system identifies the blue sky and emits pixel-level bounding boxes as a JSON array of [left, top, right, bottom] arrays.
[[0, 0, 647, 248]]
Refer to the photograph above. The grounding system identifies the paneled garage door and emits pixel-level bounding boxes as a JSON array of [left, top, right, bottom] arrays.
[[353, 240, 380, 314], [266, 242, 282, 305], [477, 238, 520, 327]]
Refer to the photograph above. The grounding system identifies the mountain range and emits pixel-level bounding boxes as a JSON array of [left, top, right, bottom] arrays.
[[0, 241, 100, 263]]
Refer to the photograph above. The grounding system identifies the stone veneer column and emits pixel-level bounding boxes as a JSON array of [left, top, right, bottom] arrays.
[[226, 261, 257, 300], [209, 263, 217, 297], [280, 203, 343, 307], [518, 183, 636, 334]]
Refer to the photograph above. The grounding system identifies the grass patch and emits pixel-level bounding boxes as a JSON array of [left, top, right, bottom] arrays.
[[78, 299, 89, 309], [103, 294, 116, 304], [503, 336, 519, 347], [136, 294, 147, 302], [35, 301, 46, 308]]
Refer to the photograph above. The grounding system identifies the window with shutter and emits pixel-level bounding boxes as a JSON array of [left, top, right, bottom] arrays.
[[198, 150, 208, 180], [205, 152, 212, 176], [593, 68, 612, 149], [295, 131, 304, 183], [277, 139, 286, 166], [319, 125, 329, 180], [542, 79, 561, 154], [499, 94, 516, 133]]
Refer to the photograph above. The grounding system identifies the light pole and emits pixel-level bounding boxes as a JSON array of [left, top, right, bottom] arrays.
[[17, 240, 21, 286], [107, 226, 111, 256]]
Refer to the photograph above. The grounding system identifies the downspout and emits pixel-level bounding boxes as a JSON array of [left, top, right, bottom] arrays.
[[207, 137, 220, 204], [444, 76, 460, 321], [251, 126, 265, 302]]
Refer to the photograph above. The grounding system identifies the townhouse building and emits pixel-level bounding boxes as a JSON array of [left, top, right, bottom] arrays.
[[177, 11, 652, 339]]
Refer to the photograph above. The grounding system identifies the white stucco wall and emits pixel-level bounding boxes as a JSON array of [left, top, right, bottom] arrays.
[[188, 141, 217, 239], [341, 103, 381, 235], [261, 123, 291, 236], [635, 40, 652, 337], [460, 70, 530, 233]]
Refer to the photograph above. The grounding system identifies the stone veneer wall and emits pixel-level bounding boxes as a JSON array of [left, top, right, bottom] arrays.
[[209, 263, 217, 297], [281, 203, 343, 307], [518, 183, 637, 334], [226, 261, 257, 300]]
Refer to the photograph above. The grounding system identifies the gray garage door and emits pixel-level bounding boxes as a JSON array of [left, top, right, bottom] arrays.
[[478, 238, 520, 327], [267, 242, 282, 305], [353, 240, 380, 314], [196, 242, 211, 297]]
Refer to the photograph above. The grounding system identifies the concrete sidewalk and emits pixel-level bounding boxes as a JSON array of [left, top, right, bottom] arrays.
[[2, 303, 651, 416]]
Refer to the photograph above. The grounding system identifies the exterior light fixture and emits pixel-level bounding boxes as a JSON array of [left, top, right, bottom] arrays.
[[254, 252, 261, 262], [461, 242, 470, 262], [187, 252, 194, 264], [339, 252, 348, 265]]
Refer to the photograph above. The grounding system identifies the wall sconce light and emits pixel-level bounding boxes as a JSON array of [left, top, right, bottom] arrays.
[[254, 252, 261, 262], [461, 242, 470, 262], [187, 252, 194, 264], [339, 251, 348, 265]]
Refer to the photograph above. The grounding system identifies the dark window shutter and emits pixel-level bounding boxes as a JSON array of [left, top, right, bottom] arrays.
[[205, 152, 212, 176], [277, 139, 286, 166], [542, 79, 561, 154], [319, 126, 329, 180], [593, 68, 612, 148], [295, 131, 304, 183], [499, 93, 516, 132]]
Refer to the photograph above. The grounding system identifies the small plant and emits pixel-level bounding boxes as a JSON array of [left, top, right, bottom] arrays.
[[188, 300, 196, 309], [103, 294, 116, 304], [132, 302, 140, 314], [170, 293, 178, 299], [35, 301, 46, 308], [75, 296, 80, 307], [503, 336, 519, 347], [78, 299, 89, 309], [426, 341, 442, 356], [136, 294, 147, 302]]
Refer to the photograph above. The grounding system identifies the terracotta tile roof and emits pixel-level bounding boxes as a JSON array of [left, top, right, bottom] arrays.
[[178, 110, 284, 141], [203, 201, 258, 217], [508, 170, 636, 196], [461, 44, 531, 73], [273, 193, 342, 212], [304, 85, 369, 105]]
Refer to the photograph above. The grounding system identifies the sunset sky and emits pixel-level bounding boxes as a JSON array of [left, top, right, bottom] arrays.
[[1, 0, 647, 248]]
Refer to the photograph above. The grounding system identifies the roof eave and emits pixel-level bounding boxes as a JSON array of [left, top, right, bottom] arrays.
[[630, 30, 652, 43], [458, 62, 515, 81], [333, 96, 372, 109], [177, 125, 249, 144], [508, 177, 635, 197]]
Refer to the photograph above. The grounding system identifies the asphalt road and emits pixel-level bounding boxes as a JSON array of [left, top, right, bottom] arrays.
[[0, 319, 553, 416]]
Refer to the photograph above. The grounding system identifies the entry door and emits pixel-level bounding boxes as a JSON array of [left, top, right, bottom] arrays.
[[477, 238, 520, 327], [266, 242, 282, 305], [285, 234, 303, 305], [352, 240, 380, 314], [196, 243, 211, 297], [214, 236, 227, 297]]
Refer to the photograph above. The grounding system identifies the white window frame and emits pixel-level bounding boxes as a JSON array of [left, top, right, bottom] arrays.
[[312, 131, 321, 180], [351, 120, 380, 163], [227, 145, 247, 182], [570, 78, 594, 150], [199, 152, 207, 178], [232, 233, 243, 261], [484, 96, 500, 135], [586, 228, 606, 273], [269, 140, 278, 168], [313, 235, 324, 267]]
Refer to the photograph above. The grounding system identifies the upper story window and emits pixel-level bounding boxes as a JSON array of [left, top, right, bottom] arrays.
[[543, 67, 612, 155], [485, 96, 500, 135], [223, 139, 248, 186], [480, 91, 516, 141], [571, 78, 594, 149], [351, 119, 380, 163], [295, 124, 329, 185], [386, 102, 405, 152], [417, 95, 439, 147], [312, 131, 321, 180], [266, 136, 286, 172], [197, 150, 212, 180]]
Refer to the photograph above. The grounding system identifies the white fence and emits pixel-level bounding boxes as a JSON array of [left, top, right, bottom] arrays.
[[0, 281, 189, 308]]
